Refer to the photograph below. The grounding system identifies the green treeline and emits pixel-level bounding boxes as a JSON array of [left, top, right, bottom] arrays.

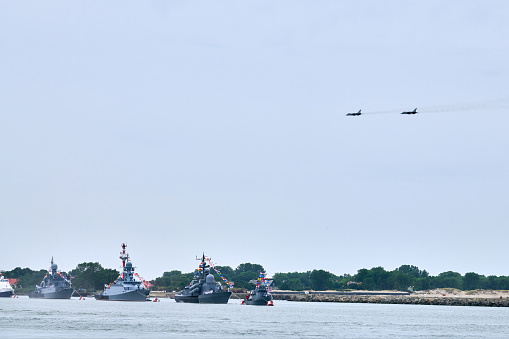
[[272, 265, 509, 291], [151, 264, 509, 292], [4, 263, 509, 293], [3, 262, 119, 293]]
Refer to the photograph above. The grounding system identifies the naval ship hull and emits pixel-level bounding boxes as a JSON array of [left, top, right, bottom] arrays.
[[174, 291, 231, 304], [174, 294, 199, 303], [28, 288, 74, 299], [95, 289, 149, 301], [244, 295, 273, 305], [198, 291, 231, 304], [175, 291, 231, 304], [0, 290, 14, 298]]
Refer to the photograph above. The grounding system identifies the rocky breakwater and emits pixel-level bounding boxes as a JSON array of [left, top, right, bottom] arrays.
[[272, 291, 509, 307], [149, 291, 177, 298]]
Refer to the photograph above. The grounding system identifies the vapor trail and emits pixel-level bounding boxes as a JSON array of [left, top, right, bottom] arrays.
[[354, 97, 509, 115]]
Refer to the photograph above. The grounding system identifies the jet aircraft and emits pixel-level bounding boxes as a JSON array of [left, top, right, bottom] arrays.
[[346, 110, 362, 116], [401, 108, 418, 114]]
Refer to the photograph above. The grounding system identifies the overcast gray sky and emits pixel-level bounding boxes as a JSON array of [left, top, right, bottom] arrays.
[[1, 1, 508, 280]]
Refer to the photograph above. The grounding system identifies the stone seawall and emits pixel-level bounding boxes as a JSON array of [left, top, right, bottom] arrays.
[[272, 293, 509, 307], [149, 291, 177, 298]]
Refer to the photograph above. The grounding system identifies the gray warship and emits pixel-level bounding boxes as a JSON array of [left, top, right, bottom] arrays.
[[242, 272, 274, 306], [174, 254, 231, 304], [28, 258, 73, 299], [94, 243, 150, 301]]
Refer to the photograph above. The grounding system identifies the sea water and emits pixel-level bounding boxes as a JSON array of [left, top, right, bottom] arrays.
[[1, 297, 508, 338]]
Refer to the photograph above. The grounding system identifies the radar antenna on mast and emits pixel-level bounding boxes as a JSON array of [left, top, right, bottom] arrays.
[[119, 243, 130, 280], [119, 243, 129, 267]]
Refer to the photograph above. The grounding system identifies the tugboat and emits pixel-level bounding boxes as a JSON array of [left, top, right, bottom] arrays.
[[242, 272, 274, 306], [174, 254, 232, 304], [94, 243, 150, 301], [0, 273, 14, 298], [28, 258, 73, 299]]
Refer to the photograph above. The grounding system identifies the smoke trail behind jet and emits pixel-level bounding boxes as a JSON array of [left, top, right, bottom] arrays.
[[354, 97, 509, 115]]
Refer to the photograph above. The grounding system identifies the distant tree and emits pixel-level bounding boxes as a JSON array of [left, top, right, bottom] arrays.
[[310, 269, 333, 291], [463, 272, 483, 290], [285, 278, 305, 291], [363, 277, 376, 290], [152, 270, 195, 291], [415, 277, 431, 290], [234, 263, 265, 275], [69, 262, 120, 290], [498, 277, 509, 290], [215, 266, 234, 279], [163, 270, 183, 279], [369, 267, 391, 290], [272, 272, 289, 290], [232, 263, 265, 288], [396, 265, 429, 278], [273, 272, 312, 291], [352, 267, 392, 290], [354, 269, 370, 283], [432, 271, 463, 289], [387, 271, 414, 291], [484, 275, 499, 290]]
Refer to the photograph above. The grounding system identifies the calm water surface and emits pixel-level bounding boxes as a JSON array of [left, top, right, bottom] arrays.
[[1, 297, 508, 338]]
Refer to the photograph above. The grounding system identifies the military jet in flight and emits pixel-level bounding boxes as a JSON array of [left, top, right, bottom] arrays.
[[346, 110, 362, 116], [401, 108, 418, 115]]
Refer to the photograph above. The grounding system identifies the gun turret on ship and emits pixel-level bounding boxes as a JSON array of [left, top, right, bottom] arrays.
[[174, 254, 232, 304], [28, 258, 73, 299], [242, 272, 274, 306], [94, 243, 150, 301]]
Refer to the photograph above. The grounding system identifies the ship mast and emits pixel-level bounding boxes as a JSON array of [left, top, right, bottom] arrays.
[[50, 257, 55, 276], [196, 253, 208, 281], [119, 243, 129, 280]]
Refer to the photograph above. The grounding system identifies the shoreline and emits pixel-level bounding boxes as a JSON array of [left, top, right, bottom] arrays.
[[271, 289, 509, 307]]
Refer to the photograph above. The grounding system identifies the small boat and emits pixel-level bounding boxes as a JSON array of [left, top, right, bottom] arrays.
[[94, 243, 150, 301], [28, 258, 73, 299], [0, 274, 14, 298], [242, 272, 274, 306], [174, 254, 232, 304]]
